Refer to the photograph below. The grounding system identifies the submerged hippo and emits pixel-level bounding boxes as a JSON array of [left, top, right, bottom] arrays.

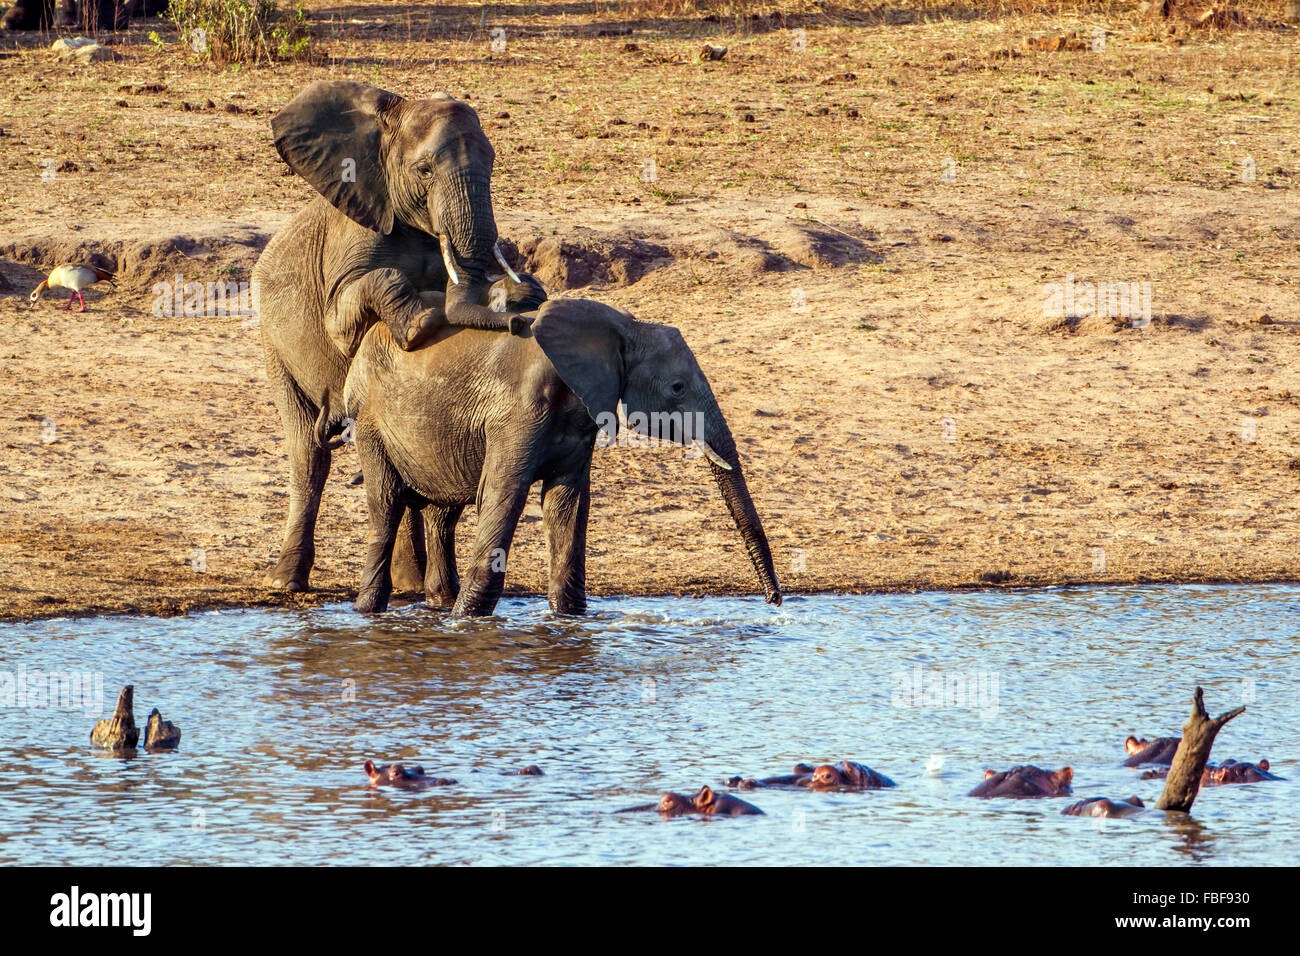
[[1143, 758, 1280, 785], [1206, 759, 1280, 784], [364, 760, 456, 789], [1123, 735, 1180, 767], [726, 760, 895, 791], [619, 786, 764, 817], [969, 765, 1073, 798], [505, 765, 543, 776], [1062, 795, 1147, 819]]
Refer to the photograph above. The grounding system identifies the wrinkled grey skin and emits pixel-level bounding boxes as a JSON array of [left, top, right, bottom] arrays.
[[253, 80, 545, 592], [342, 297, 784, 616]]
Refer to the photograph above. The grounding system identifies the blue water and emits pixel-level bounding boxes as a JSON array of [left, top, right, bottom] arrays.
[[0, 585, 1296, 865]]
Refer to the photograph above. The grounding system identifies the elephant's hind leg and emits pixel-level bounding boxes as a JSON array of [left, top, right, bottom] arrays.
[[541, 471, 591, 615], [421, 504, 464, 609], [354, 421, 405, 614], [391, 509, 428, 593], [264, 347, 330, 592]]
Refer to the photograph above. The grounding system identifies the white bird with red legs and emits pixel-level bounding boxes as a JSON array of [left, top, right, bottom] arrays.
[[29, 264, 116, 312]]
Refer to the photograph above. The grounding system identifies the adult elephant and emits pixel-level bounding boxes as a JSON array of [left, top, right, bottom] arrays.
[[340, 296, 783, 617], [254, 80, 544, 593]]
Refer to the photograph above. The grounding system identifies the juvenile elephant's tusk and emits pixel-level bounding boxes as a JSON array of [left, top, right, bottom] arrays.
[[439, 235, 460, 285], [493, 243, 522, 283], [695, 440, 732, 471]]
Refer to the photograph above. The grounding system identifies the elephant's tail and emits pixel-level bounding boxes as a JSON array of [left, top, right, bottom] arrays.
[[313, 387, 349, 450]]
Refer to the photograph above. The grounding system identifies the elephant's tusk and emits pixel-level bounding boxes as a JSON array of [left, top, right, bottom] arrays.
[[494, 243, 522, 283], [439, 235, 460, 286], [695, 440, 732, 471]]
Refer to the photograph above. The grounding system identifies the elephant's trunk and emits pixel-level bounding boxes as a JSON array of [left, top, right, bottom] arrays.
[[438, 170, 509, 329], [701, 412, 783, 605]]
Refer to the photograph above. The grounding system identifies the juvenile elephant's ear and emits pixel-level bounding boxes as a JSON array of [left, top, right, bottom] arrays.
[[272, 80, 404, 234], [532, 299, 630, 431]]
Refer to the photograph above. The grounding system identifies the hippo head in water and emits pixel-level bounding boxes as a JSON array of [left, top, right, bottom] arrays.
[[1123, 735, 1180, 767], [725, 759, 895, 791], [1062, 795, 1146, 819], [968, 765, 1073, 798], [364, 760, 456, 789], [807, 760, 897, 791], [1203, 759, 1279, 785], [1139, 758, 1280, 785], [656, 786, 764, 817]]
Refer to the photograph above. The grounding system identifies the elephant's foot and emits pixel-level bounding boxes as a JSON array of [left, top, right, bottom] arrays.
[[548, 579, 588, 616], [265, 551, 313, 592], [354, 586, 390, 614], [451, 590, 498, 618], [400, 308, 444, 351], [548, 596, 587, 616], [424, 585, 459, 610]]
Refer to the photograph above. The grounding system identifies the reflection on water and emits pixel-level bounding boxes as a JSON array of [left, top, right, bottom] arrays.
[[0, 584, 1296, 865]]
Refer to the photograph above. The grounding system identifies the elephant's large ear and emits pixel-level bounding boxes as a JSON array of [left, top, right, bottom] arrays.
[[532, 299, 630, 431], [272, 80, 405, 234]]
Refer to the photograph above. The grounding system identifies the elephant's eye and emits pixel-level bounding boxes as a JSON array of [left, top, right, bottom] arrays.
[[670, 381, 686, 397]]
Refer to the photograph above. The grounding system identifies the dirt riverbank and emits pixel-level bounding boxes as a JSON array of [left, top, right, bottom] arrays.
[[1, 5, 1297, 621]]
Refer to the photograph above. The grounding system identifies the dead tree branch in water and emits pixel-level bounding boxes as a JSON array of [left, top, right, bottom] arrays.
[[1155, 687, 1245, 813]]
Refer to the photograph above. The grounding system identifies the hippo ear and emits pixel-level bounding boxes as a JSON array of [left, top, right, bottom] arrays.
[[843, 761, 865, 785], [695, 786, 715, 807], [983, 769, 997, 779], [1259, 759, 1269, 771], [272, 80, 405, 235], [1124, 735, 1145, 754], [1128, 796, 1145, 807], [363, 760, 376, 776], [1057, 767, 1073, 785]]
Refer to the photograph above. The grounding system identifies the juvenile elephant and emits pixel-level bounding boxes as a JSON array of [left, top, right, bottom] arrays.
[[253, 80, 543, 593], [341, 297, 783, 616]]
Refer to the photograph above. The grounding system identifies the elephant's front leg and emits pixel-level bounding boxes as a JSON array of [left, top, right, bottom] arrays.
[[541, 470, 591, 615], [331, 268, 449, 355], [452, 468, 532, 617], [422, 504, 464, 609], [354, 420, 406, 614]]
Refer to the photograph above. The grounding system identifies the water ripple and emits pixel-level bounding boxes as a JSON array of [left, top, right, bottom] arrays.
[[0, 585, 1295, 865]]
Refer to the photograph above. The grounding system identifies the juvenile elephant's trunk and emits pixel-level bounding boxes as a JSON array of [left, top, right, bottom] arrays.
[[702, 412, 783, 605]]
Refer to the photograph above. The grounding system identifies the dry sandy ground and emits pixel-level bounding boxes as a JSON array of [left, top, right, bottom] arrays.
[[1, 4, 1298, 621]]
